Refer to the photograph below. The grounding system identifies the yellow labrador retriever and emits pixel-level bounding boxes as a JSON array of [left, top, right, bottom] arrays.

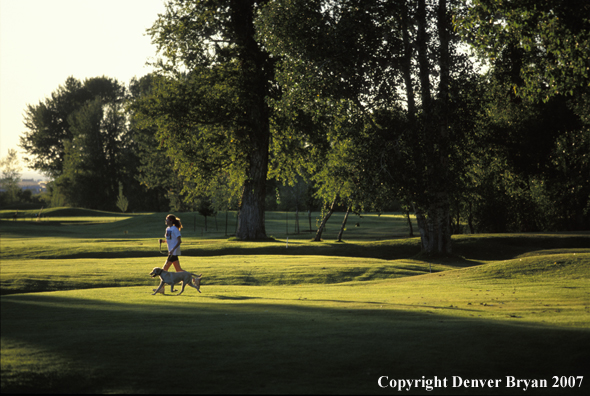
[[150, 267, 202, 295]]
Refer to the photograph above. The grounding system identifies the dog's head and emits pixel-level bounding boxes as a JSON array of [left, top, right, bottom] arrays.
[[192, 274, 202, 293], [149, 267, 163, 278]]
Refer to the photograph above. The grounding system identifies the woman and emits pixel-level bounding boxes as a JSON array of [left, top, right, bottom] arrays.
[[155, 214, 184, 294]]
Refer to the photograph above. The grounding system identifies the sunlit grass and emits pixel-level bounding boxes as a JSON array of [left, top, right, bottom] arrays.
[[2, 256, 589, 393], [0, 254, 458, 294], [1, 208, 418, 240], [1, 211, 589, 394]]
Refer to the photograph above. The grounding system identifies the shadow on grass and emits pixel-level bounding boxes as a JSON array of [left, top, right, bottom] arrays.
[[409, 253, 483, 268], [209, 295, 263, 301], [187, 240, 422, 260], [2, 293, 588, 395], [452, 235, 590, 261], [3, 221, 588, 264]]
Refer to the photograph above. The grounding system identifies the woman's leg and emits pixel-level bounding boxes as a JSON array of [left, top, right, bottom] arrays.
[[165, 255, 182, 271], [154, 258, 183, 293], [171, 259, 183, 272]]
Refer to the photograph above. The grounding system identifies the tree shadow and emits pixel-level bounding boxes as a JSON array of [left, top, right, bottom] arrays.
[[2, 293, 588, 394]]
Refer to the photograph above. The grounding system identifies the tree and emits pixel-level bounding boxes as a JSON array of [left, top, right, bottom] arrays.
[[459, 0, 590, 102], [20, 75, 164, 211], [128, 74, 182, 212], [116, 183, 129, 213], [56, 79, 129, 210], [468, 71, 590, 232], [309, 122, 381, 241], [459, 0, 590, 231], [196, 195, 216, 232], [141, 0, 276, 240], [20, 77, 85, 178], [21, 76, 126, 179], [259, 0, 479, 253], [58, 97, 114, 209], [0, 149, 22, 205]]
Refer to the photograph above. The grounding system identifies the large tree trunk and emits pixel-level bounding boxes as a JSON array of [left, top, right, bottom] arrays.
[[231, 0, 272, 240], [412, 0, 453, 255], [414, 197, 452, 254], [401, 5, 416, 120], [235, 70, 270, 239], [416, 0, 431, 109], [434, 0, 451, 253], [236, 122, 270, 240]]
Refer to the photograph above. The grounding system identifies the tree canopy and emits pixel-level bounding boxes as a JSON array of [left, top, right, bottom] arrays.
[[14, 0, 589, 236], [20, 76, 147, 211], [137, 0, 277, 239], [459, 0, 590, 102]]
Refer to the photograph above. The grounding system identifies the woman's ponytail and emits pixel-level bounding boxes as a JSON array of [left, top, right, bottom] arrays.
[[167, 214, 183, 230]]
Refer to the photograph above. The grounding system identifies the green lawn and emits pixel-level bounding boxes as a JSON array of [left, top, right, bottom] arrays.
[[1, 209, 589, 394]]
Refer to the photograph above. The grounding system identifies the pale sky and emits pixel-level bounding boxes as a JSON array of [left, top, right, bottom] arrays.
[[0, 0, 167, 179]]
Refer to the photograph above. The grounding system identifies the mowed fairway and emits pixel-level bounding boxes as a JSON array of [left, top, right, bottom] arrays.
[[1, 209, 589, 394]]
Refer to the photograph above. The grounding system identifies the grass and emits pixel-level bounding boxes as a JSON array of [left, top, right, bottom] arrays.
[[0, 208, 414, 240], [1, 209, 589, 394]]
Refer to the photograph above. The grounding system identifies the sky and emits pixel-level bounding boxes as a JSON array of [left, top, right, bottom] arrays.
[[0, 0, 167, 179]]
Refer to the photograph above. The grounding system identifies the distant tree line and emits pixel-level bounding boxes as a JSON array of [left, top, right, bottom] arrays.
[[12, 0, 589, 248]]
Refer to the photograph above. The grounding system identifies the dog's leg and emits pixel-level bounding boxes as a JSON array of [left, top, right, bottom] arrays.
[[170, 274, 185, 293], [186, 282, 202, 293], [152, 281, 166, 295], [177, 281, 187, 295]]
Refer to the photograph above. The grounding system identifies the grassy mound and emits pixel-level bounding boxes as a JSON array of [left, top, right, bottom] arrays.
[[465, 252, 589, 280], [0, 206, 133, 218], [2, 253, 588, 393], [1, 212, 589, 394]]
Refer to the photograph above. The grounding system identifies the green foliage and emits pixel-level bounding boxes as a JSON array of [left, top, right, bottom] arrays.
[[267, 176, 317, 212], [467, 67, 590, 232], [20, 76, 155, 211], [127, 74, 180, 211], [458, 0, 590, 102], [21, 76, 126, 178], [0, 149, 22, 205], [20, 77, 84, 177], [138, 0, 279, 239], [258, 0, 486, 252], [14, 0, 590, 237], [196, 195, 216, 231], [115, 184, 129, 213]]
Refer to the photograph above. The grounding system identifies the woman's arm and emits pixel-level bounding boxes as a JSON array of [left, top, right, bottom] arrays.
[[170, 236, 182, 254]]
